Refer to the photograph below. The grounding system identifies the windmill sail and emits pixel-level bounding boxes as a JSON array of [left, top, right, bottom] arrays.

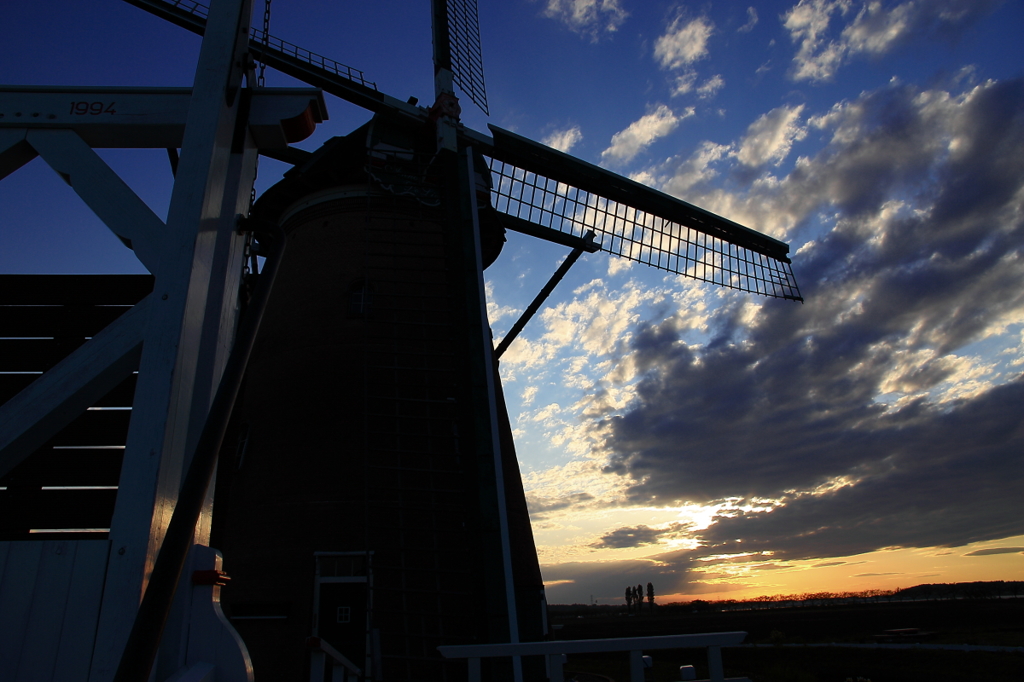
[[126, 1, 802, 301], [439, 0, 489, 114], [471, 126, 803, 301]]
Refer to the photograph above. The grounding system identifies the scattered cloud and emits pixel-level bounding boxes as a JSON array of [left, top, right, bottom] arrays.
[[655, 15, 715, 70], [962, 547, 1024, 557], [601, 105, 692, 164], [671, 70, 699, 97], [738, 7, 759, 33], [591, 77, 1024, 563], [543, 125, 584, 153], [736, 104, 807, 166], [697, 75, 726, 99], [541, 0, 628, 41], [784, 0, 1003, 82], [591, 523, 691, 548]]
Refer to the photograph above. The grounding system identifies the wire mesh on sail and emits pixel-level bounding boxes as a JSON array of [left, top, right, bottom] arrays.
[[446, 0, 489, 115], [488, 158, 802, 301]]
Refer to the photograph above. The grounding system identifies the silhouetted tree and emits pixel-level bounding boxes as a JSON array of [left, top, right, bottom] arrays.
[[647, 582, 654, 612], [625, 586, 633, 613]]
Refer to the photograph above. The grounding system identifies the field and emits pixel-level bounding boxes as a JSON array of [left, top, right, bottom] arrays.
[[547, 598, 1024, 682]]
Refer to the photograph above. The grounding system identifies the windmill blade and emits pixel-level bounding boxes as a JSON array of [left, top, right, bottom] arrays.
[[126, 0, 799, 301], [462, 126, 803, 301], [431, 0, 489, 115], [124, 0, 422, 121]]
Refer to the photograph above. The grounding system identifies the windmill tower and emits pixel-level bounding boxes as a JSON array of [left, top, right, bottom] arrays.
[[0, 1, 801, 681]]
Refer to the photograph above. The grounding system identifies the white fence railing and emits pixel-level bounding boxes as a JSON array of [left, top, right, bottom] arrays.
[[438, 631, 751, 682], [307, 636, 361, 682]]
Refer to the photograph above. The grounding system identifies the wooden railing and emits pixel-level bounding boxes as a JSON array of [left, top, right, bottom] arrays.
[[438, 631, 751, 682], [307, 636, 361, 682]]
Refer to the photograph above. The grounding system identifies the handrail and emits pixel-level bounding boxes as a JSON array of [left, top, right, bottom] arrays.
[[439, 631, 750, 682], [307, 636, 361, 681]]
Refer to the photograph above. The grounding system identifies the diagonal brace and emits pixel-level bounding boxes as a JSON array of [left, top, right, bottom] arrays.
[[26, 129, 166, 274], [0, 129, 37, 181], [494, 231, 595, 359]]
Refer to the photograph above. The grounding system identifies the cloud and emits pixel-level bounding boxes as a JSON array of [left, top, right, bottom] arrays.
[[543, 125, 584, 153], [591, 523, 691, 548], [962, 547, 1024, 556], [736, 104, 807, 166], [592, 76, 1024, 562], [655, 15, 715, 70], [738, 7, 759, 33], [601, 105, 691, 164], [542, 0, 628, 41], [784, 0, 1003, 82], [697, 75, 725, 100], [541, 552, 700, 602]]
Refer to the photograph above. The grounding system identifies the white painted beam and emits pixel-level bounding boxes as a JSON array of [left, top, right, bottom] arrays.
[[1, 87, 325, 150], [88, 0, 260, 678], [26, 129, 165, 275]]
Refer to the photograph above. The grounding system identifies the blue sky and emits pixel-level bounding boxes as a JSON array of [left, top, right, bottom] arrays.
[[3, 0, 1023, 604]]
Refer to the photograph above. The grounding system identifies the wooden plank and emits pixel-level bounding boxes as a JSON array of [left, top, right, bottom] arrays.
[[0, 541, 43, 672], [0, 489, 118, 538], [52, 541, 109, 681], [0, 448, 124, 488], [0, 275, 153, 306], [15, 541, 76, 681]]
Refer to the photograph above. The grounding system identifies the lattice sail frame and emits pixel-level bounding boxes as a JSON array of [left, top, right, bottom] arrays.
[[446, 0, 489, 115], [488, 157, 803, 301]]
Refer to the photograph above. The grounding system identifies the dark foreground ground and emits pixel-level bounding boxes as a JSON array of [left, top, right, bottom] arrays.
[[548, 598, 1024, 682]]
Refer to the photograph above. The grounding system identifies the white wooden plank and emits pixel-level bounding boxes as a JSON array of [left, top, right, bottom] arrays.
[[0, 542, 44, 674], [15, 541, 77, 682], [26, 129, 165, 274], [51, 541, 109, 682], [0, 296, 148, 479], [0, 88, 191, 149]]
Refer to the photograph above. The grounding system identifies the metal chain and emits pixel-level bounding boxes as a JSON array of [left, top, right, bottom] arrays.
[[251, 0, 273, 208], [257, 0, 272, 88]]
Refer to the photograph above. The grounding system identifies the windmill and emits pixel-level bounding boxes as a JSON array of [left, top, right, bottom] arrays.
[[0, 1, 800, 681]]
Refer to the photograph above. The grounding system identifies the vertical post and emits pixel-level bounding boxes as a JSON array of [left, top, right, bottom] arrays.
[[467, 657, 481, 682], [707, 645, 724, 682], [89, 0, 257, 678], [459, 149, 521, 680], [546, 653, 565, 682], [309, 651, 326, 682], [629, 649, 645, 682]]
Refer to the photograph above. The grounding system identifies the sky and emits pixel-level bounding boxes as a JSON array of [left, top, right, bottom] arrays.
[[2, 0, 1023, 605]]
